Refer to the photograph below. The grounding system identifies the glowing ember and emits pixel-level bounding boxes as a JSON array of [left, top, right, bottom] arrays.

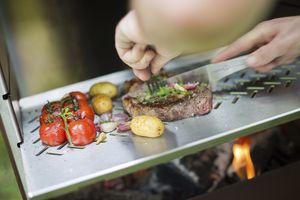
[[232, 136, 255, 180]]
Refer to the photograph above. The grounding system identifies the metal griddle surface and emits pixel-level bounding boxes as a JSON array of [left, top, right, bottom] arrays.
[[19, 59, 300, 199]]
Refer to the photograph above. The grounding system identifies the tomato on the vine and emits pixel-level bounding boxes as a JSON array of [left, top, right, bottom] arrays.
[[40, 101, 62, 124], [76, 104, 94, 121], [68, 119, 96, 146], [40, 113, 58, 124], [70, 91, 88, 102], [39, 118, 67, 146], [61, 96, 94, 121], [39, 91, 96, 147], [61, 97, 78, 112], [41, 101, 61, 115]]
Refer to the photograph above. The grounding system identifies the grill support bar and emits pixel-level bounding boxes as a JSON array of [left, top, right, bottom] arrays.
[[0, 57, 26, 199]]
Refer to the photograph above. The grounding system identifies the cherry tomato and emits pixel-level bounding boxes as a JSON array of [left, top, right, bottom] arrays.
[[70, 91, 88, 102], [68, 119, 96, 146], [41, 101, 61, 115], [62, 96, 87, 111], [39, 118, 67, 146], [61, 97, 78, 112], [40, 101, 62, 124], [76, 104, 94, 121], [61, 97, 94, 122], [77, 99, 89, 107], [39, 113, 59, 124]]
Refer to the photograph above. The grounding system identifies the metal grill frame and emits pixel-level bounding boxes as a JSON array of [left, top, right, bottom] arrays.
[[1, 57, 300, 200]]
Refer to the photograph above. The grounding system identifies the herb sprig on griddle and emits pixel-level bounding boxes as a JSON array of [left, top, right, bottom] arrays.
[[136, 81, 200, 104]]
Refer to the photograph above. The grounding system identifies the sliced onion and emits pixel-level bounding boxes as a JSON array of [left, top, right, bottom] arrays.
[[95, 123, 102, 132], [100, 122, 118, 133], [117, 122, 131, 132], [112, 113, 129, 123], [167, 82, 175, 88], [183, 82, 199, 90], [99, 112, 112, 121]]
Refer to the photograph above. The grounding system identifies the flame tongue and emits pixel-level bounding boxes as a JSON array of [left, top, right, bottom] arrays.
[[232, 136, 255, 180]]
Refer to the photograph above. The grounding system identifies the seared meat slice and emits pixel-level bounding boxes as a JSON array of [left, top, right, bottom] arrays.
[[122, 82, 212, 121]]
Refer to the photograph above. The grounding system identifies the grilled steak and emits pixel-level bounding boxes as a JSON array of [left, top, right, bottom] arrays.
[[122, 80, 212, 121]]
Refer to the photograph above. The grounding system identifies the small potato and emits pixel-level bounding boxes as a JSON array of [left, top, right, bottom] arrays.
[[89, 82, 118, 98], [130, 116, 164, 138], [92, 94, 113, 115]]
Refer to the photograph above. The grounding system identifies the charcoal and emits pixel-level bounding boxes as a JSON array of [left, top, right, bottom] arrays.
[[51, 182, 161, 200], [179, 143, 233, 192], [143, 163, 201, 200]]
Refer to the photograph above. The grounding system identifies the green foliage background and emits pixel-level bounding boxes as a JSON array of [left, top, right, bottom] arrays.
[[0, 134, 22, 200]]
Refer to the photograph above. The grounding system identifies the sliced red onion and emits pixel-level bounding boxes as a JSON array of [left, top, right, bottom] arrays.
[[112, 113, 129, 122], [99, 112, 112, 121], [95, 123, 102, 132], [183, 82, 199, 90], [167, 82, 175, 88], [100, 121, 118, 133], [117, 122, 131, 132]]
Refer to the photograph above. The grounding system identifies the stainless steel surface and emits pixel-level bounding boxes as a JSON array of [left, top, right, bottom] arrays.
[[7, 59, 300, 199], [167, 55, 248, 91]]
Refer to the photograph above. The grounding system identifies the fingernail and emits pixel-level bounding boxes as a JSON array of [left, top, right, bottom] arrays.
[[246, 56, 257, 66]]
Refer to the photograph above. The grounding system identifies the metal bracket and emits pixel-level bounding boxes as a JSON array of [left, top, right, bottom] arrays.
[[2, 91, 9, 100]]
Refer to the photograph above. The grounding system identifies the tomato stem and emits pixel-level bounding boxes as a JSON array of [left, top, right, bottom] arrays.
[[60, 108, 74, 146]]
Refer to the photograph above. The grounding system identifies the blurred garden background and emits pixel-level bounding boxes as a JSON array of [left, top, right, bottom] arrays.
[[0, 134, 22, 200]]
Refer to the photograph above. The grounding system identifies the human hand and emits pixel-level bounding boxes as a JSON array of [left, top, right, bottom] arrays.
[[212, 16, 300, 72], [115, 10, 179, 81]]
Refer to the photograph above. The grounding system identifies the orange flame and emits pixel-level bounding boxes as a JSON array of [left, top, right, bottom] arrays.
[[232, 136, 255, 180]]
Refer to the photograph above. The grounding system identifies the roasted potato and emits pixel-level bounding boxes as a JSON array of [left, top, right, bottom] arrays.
[[89, 82, 118, 98], [92, 94, 113, 115], [130, 115, 164, 138]]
